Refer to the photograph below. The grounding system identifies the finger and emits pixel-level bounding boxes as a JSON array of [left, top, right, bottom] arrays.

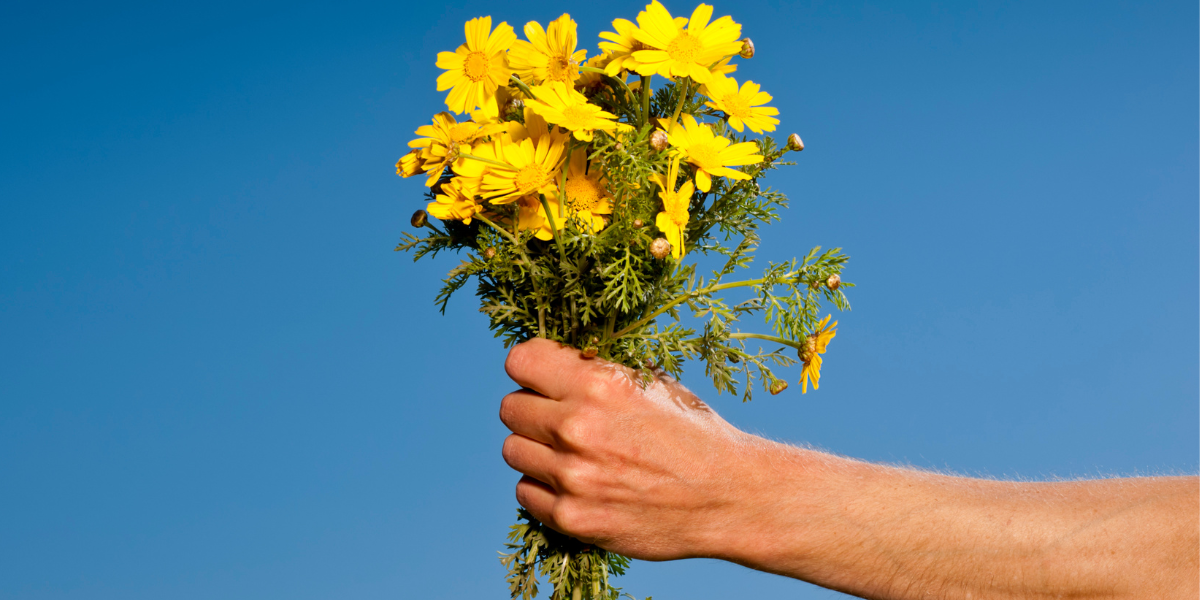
[[499, 388, 564, 445], [502, 433, 561, 490], [504, 338, 598, 401], [515, 475, 557, 523]]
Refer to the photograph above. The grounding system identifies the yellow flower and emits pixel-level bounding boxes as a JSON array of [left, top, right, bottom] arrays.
[[526, 81, 620, 142], [703, 75, 779, 134], [667, 114, 762, 192], [406, 111, 506, 187], [650, 155, 694, 259], [396, 149, 423, 178], [426, 178, 482, 224], [630, 2, 744, 84], [516, 194, 564, 241], [508, 14, 586, 86], [799, 315, 837, 393], [598, 13, 686, 76], [562, 149, 613, 233], [453, 124, 569, 205], [436, 17, 516, 114]]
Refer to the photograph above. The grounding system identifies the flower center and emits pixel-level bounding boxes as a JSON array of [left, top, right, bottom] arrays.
[[721, 92, 752, 119], [464, 52, 490, 82], [687, 142, 721, 168], [448, 122, 479, 143], [546, 54, 575, 82], [565, 176, 603, 211], [667, 32, 702, 63], [560, 105, 594, 128], [663, 192, 689, 225], [513, 164, 548, 194]]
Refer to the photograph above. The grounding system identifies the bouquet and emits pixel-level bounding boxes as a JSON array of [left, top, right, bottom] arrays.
[[395, 2, 852, 598]]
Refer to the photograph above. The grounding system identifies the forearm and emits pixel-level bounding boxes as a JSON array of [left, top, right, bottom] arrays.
[[710, 440, 1199, 600]]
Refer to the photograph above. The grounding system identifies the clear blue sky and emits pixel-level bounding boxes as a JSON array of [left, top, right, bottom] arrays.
[[1, 1, 1195, 598]]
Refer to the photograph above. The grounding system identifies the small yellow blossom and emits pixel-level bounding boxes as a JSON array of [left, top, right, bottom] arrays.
[[630, 2, 744, 84], [426, 178, 482, 224], [453, 124, 569, 204], [516, 194, 565, 240], [508, 14, 586, 86], [562, 148, 613, 232], [525, 81, 620, 142], [405, 111, 507, 187], [703, 75, 779, 134], [666, 114, 762, 192], [597, 13, 687, 76], [650, 155, 694, 259], [396, 149, 423, 178], [799, 315, 837, 393], [436, 16, 517, 114]]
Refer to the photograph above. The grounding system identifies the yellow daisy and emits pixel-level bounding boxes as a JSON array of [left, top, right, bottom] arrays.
[[650, 155, 694, 259], [452, 127, 569, 204], [598, 14, 687, 76], [396, 149, 423, 178], [426, 178, 482, 224], [798, 315, 837, 393], [562, 149, 613, 233], [436, 17, 517, 114], [703, 75, 779, 134], [631, 2, 744, 84], [525, 81, 620, 142], [508, 14, 586, 86], [666, 114, 762, 192], [406, 111, 506, 187]]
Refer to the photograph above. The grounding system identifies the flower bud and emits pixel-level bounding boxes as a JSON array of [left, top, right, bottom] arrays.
[[650, 237, 672, 259], [503, 97, 524, 116], [615, 142, 625, 152], [483, 247, 497, 259], [826, 274, 841, 290], [581, 346, 598, 359], [770, 379, 788, 395], [632, 218, 644, 229], [650, 130, 669, 152], [798, 336, 818, 363], [410, 209, 428, 228], [787, 133, 805, 152], [810, 280, 822, 290], [739, 38, 755, 59]]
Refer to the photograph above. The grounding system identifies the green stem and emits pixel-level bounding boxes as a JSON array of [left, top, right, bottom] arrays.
[[611, 274, 792, 339], [579, 66, 635, 102], [473, 213, 520, 246], [539, 194, 568, 263], [729, 332, 803, 349], [459, 152, 512, 170], [510, 75, 537, 100], [640, 75, 651, 127], [669, 78, 691, 125]]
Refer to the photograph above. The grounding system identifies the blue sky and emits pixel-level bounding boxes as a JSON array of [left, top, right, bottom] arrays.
[[1, 1, 1195, 599]]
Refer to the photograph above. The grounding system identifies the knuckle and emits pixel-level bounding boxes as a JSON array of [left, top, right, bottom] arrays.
[[550, 501, 580, 534], [555, 414, 593, 450], [579, 372, 609, 403]]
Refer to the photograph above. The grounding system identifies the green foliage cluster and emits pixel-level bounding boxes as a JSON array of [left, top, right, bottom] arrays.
[[396, 75, 851, 599]]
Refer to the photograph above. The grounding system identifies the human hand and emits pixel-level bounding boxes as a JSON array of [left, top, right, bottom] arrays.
[[498, 338, 777, 561]]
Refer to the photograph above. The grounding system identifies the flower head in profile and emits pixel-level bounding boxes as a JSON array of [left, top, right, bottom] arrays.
[[561, 149, 613, 233], [516, 195, 564, 241], [630, 2, 744, 84], [436, 17, 517, 114], [406, 112, 506, 187], [666, 114, 762, 192], [650, 155, 694, 259], [425, 178, 482, 224], [508, 14, 586, 86], [703, 75, 779, 134], [798, 315, 837, 393], [526, 81, 620, 142], [453, 120, 569, 204], [396, 149, 424, 178]]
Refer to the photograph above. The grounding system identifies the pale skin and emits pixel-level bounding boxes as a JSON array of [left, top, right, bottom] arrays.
[[499, 338, 1200, 600]]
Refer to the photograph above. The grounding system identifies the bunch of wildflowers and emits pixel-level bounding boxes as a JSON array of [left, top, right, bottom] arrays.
[[395, 3, 853, 598]]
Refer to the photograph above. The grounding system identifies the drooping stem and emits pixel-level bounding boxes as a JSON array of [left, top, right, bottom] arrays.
[[729, 332, 803, 350], [611, 273, 797, 339], [510, 75, 537, 100], [640, 75, 651, 126], [474, 213, 520, 246], [669, 78, 691, 125], [539, 194, 568, 263]]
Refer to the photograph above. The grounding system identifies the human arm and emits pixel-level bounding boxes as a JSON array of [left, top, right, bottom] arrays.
[[498, 338, 1199, 600]]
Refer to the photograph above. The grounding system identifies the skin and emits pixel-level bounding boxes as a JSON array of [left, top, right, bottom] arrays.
[[499, 338, 1200, 600]]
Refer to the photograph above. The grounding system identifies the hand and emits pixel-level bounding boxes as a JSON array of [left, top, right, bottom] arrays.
[[498, 338, 772, 561]]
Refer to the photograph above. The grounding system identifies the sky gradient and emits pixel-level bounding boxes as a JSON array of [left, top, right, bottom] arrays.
[[1, 1, 1196, 598]]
